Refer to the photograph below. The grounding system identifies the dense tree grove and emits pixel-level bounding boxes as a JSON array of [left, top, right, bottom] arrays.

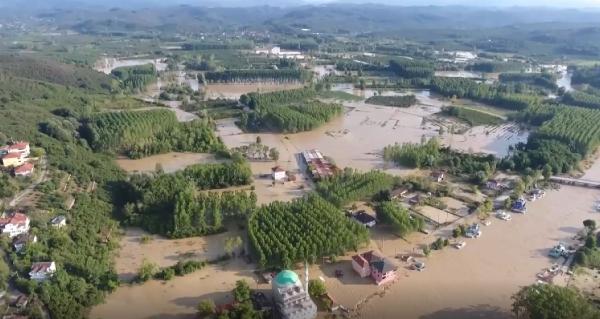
[[315, 168, 396, 207], [467, 61, 524, 73], [512, 284, 600, 319], [430, 77, 541, 111], [563, 91, 600, 109], [335, 60, 388, 72], [240, 101, 343, 133], [111, 64, 157, 92], [389, 58, 434, 79], [572, 65, 600, 89], [239, 88, 342, 133], [81, 110, 224, 158], [123, 163, 254, 238], [383, 138, 497, 183], [383, 138, 441, 169], [535, 105, 600, 156], [245, 87, 316, 108], [499, 72, 558, 91], [248, 193, 369, 268], [376, 201, 424, 237], [365, 95, 417, 107], [182, 41, 254, 50], [201, 69, 309, 84]]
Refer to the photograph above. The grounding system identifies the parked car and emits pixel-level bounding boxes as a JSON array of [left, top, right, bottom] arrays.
[[496, 211, 512, 221], [454, 241, 466, 249], [412, 261, 426, 271]]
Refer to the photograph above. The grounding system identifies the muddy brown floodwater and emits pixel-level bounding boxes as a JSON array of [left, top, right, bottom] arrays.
[[116, 152, 222, 174], [217, 89, 527, 193]]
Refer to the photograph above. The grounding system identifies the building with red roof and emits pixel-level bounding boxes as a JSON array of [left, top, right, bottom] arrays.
[[14, 162, 34, 177], [29, 261, 56, 281], [0, 212, 30, 238]]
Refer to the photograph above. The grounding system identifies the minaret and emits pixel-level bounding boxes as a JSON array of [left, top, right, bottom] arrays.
[[304, 260, 309, 290]]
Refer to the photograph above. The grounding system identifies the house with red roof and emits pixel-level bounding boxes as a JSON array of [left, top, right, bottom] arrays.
[[29, 261, 56, 281], [351, 250, 397, 285], [14, 162, 34, 177], [0, 212, 30, 238], [7, 141, 30, 157]]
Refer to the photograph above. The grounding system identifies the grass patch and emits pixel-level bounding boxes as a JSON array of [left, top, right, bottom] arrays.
[[318, 90, 363, 101], [442, 106, 505, 126]]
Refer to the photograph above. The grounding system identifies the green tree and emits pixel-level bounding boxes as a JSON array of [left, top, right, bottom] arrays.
[[512, 284, 600, 319], [137, 259, 158, 282], [224, 236, 243, 257], [269, 148, 280, 161], [197, 299, 216, 318], [233, 280, 251, 303], [308, 279, 327, 299], [583, 219, 597, 232]]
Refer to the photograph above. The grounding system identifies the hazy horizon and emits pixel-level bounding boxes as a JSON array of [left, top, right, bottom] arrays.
[[2, 0, 600, 9]]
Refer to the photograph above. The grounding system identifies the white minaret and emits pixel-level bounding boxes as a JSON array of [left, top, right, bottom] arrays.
[[304, 260, 309, 289]]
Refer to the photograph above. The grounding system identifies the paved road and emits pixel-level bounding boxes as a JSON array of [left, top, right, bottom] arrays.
[[9, 157, 47, 207]]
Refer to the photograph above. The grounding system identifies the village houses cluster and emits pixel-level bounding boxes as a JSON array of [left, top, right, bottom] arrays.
[[0, 141, 34, 177]]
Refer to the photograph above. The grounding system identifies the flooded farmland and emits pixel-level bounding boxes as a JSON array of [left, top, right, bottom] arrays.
[[116, 152, 222, 174], [217, 89, 528, 181]]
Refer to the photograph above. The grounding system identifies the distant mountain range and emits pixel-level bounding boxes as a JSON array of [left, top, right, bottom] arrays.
[[3, 2, 600, 34]]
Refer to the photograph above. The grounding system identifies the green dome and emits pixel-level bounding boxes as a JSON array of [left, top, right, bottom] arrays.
[[275, 270, 300, 286]]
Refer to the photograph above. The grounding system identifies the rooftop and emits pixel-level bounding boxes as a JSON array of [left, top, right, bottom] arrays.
[[274, 270, 300, 286]]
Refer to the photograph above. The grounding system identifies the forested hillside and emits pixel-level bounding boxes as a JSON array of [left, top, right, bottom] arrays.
[[0, 55, 129, 319], [0, 54, 117, 92]]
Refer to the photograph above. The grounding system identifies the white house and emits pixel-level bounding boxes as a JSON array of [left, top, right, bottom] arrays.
[[2, 141, 30, 157], [29, 262, 56, 281], [271, 166, 287, 181], [0, 212, 30, 238], [13, 233, 37, 252], [50, 215, 67, 228]]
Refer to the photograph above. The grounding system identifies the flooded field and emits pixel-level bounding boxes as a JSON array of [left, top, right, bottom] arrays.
[[217, 90, 527, 180], [204, 83, 304, 100], [116, 152, 221, 174], [92, 184, 599, 319]]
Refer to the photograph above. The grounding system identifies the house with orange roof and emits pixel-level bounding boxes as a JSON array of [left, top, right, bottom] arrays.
[[14, 162, 34, 177], [29, 261, 56, 281]]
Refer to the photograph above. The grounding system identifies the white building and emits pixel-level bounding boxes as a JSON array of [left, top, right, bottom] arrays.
[[272, 270, 317, 319], [255, 46, 305, 60], [0, 212, 30, 238], [272, 166, 287, 181], [29, 262, 56, 281], [50, 215, 67, 228]]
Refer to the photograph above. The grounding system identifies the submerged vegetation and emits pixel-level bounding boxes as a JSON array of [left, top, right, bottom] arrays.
[[365, 94, 417, 107]]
